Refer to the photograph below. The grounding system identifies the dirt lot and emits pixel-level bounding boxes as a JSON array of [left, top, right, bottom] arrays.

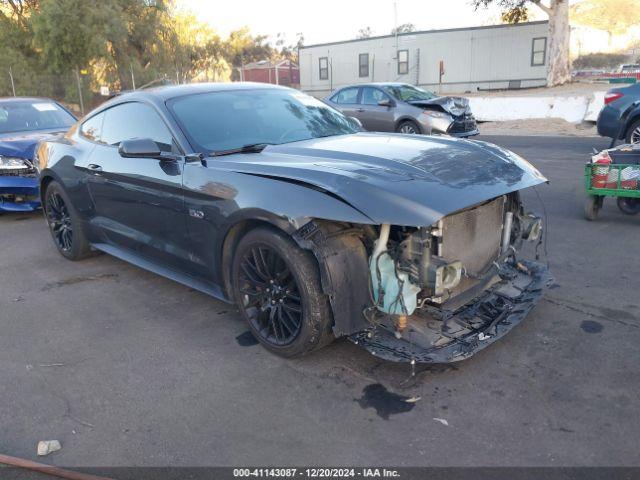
[[1, 135, 639, 473]]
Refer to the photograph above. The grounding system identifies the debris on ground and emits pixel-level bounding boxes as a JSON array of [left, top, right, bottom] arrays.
[[433, 418, 449, 426], [404, 395, 421, 403], [37, 440, 61, 456]]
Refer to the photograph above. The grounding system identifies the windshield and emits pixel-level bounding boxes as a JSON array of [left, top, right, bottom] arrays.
[[383, 85, 437, 102], [0, 100, 75, 135], [167, 88, 360, 153]]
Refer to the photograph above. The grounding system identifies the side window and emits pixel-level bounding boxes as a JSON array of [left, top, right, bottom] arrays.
[[361, 88, 389, 105], [531, 37, 547, 66], [80, 112, 106, 143], [359, 53, 369, 77], [333, 88, 359, 104], [319, 57, 329, 80], [398, 50, 409, 75], [101, 102, 174, 152]]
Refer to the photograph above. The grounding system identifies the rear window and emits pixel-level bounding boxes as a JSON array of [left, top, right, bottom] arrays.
[[0, 100, 75, 135], [332, 88, 359, 104]]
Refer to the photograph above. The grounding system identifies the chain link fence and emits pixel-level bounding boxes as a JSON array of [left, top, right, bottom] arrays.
[[1, 66, 203, 117]]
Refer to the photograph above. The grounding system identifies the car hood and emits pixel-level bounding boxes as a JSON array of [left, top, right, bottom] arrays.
[[409, 96, 470, 117], [209, 132, 547, 226], [0, 130, 64, 160]]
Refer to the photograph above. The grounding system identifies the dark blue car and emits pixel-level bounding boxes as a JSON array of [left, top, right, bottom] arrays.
[[597, 83, 640, 144], [0, 97, 76, 212]]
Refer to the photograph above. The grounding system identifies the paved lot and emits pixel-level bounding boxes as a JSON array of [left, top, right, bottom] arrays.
[[1, 135, 639, 468]]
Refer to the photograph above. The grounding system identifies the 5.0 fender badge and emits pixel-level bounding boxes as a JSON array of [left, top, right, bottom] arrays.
[[188, 208, 205, 219]]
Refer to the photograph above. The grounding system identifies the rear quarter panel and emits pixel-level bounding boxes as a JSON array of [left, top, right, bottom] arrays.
[[37, 127, 96, 221]]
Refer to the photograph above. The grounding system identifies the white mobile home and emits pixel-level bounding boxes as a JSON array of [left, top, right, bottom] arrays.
[[299, 21, 549, 97]]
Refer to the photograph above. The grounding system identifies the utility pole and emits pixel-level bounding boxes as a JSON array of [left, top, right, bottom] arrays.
[[74, 68, 84, 115], [8, 66, 16, 96], [130, 63, 136, 90], [394, 1, 399, 57]]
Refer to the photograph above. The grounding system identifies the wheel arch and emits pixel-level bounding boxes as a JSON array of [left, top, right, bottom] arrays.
[[220, 216, 372, 338], [219, 215, 297, 301], [624, 112, 640, 141]]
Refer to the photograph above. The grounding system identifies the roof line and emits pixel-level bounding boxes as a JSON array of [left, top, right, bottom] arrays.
[[299, 21, 548, 50]]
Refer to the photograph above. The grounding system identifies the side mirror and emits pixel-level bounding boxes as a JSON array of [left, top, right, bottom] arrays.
[[378, 99, 393, 107], [118, 138, 162, 159]]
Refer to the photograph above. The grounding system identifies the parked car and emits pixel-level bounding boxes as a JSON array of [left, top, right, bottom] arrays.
[[0, 97, 76, 212], [616, 64, 640, 74], [324, 82, 479, 137], [597, 83, 640, 144], [37, 82, 550, 363]]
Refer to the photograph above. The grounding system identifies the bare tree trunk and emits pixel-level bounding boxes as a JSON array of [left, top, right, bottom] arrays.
[[540, 0, 571, 86]]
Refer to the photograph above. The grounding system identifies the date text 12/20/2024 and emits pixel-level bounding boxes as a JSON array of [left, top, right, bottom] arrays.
[[233, 469, 400, 478]]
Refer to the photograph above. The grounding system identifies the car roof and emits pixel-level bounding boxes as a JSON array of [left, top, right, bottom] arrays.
[[338, 82, 411, 89], [117, 82, 290, 102], [0, 96, 59, 104]]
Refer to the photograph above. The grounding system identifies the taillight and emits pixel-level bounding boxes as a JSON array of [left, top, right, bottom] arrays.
[[604, 92, 623, 104]]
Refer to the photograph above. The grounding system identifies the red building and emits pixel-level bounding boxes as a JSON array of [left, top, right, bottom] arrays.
[[240, 59, 300, 87]]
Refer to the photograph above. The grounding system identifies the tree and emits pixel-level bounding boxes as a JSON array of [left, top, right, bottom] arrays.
[[225, 27, 274, 80], [473, 0, 570, 86], [571, 0, 640, 45], [391, 23, 415, 35], [275, 32, 304, 63], [357, 27, 373, 39]]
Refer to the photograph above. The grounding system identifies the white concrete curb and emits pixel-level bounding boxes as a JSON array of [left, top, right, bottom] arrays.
[[469, 92, 606, 124]]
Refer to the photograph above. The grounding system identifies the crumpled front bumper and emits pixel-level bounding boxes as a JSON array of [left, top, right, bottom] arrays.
[[0, 176, 41, 212], [349, 260, 552, 363]]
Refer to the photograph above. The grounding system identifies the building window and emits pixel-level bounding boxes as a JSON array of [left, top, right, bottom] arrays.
[[359, 53, 369, 77], [531, 37, 547, 66], [319, 57, 328, 80], [398, 50, 409, 75]]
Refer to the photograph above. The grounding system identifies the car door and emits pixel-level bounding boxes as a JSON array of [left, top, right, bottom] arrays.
[[358, 87, 396, 132], [77, 101, 191, 271], [329, 87, 360, 118]]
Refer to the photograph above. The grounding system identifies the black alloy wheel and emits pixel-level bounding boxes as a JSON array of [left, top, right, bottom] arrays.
[[43, 180, 93, 260], [231, 227, 333, 357], [237, 244, 302, 346], [46, 190, 73, 252]]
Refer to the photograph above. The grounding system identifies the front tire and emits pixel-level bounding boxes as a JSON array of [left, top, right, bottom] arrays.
[[231, 227, 333, 358], [396, 120, 421, 135], [625, 119, 640, 144], [43, 181, 92, 260]]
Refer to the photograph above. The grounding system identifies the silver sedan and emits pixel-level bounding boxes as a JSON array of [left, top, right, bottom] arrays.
[[325, 82, 479, 137]]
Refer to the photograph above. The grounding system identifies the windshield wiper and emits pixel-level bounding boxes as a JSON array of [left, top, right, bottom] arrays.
[[209, 143, 271, 157]]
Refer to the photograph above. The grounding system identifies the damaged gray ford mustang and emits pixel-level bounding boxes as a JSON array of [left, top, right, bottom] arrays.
[[37, 82, 551, 363]]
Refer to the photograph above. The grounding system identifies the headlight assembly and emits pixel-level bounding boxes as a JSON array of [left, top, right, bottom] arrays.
[[0, 156, 29, 169], [421, 110, 448, 119]]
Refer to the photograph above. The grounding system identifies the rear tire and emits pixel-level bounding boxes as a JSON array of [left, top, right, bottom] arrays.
[[396, 120, 421, 135], [584, 195, 602, 221], [43, 181, 92, 260], [231, 227, 334, 358], [625, 119, 640, 144]]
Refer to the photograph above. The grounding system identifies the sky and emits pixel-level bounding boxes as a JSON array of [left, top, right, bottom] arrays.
[[177, 0, 545, 46]]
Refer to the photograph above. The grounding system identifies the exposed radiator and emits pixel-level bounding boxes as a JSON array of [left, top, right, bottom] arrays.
[[439, 196, 505, 276]]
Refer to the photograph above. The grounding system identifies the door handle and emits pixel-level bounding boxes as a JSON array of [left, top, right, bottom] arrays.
[[87, 164, 103, 173], [356, 108, 365, 112]]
